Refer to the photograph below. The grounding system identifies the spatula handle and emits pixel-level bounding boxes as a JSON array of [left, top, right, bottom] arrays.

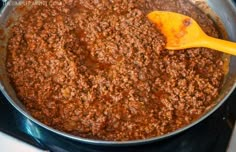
[[202, 36, 236, 56]]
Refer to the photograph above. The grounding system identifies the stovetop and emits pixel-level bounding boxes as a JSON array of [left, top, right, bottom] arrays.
[[0, 89, 235, 152], [1, 0, 236, 151]]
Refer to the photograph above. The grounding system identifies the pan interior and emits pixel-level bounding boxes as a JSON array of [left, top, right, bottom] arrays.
[[0, 0, 236, 144]]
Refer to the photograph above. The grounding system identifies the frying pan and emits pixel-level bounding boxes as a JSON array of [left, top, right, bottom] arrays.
[[0, 0, 236, 146]]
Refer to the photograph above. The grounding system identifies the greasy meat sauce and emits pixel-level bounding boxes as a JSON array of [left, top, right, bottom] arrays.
[[6, 0, 225, 141]]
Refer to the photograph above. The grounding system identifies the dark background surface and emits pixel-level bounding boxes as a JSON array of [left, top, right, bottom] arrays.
[[0, 0, 3, 10], [0, 0, 236, 151]]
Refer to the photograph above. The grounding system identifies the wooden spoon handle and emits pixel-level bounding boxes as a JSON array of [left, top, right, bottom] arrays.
[[201, 36, 236, 55]]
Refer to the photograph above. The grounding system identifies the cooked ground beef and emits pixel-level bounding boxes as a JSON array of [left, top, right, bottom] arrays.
[[6, 0, 225, 141]]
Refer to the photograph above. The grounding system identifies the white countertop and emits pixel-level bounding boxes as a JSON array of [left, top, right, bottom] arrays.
[[0, 132, 48, 152], [227, 122, 236, 152]]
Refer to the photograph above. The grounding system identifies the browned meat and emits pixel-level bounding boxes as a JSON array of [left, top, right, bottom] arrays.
[[6, 0, 225, 141]]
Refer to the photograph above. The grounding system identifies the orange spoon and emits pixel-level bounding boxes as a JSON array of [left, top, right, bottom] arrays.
[[147, 11, 236, 55]]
